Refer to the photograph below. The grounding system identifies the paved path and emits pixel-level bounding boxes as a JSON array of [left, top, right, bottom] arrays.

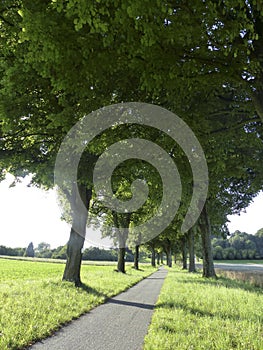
[[29, 267, 167, 350]]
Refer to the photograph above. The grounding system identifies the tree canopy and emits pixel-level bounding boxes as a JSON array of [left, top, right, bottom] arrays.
[[0, 0, 262, 280]]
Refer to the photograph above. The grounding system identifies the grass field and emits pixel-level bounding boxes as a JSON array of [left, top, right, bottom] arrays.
[[144, 267, 263, 350], [0, 255, 120, 265], [0, 258, 155, 350], [216, 269, 263, 288]]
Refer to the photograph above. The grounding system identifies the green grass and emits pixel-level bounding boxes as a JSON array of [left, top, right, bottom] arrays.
[[144, 267, 263, 350], [0, 258, 155, 350], [0, 255, 151, 266]]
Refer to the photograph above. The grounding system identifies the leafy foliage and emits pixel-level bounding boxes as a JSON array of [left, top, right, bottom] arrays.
[[212, 229, 263, 259]]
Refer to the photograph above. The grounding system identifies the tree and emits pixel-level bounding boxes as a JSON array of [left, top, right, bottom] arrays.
[[35, 242, 52, 258], [213, 246, 224, 260], [24, 242, 34, 258], [51, 245, 67, 259], [1, 0, 263, 281], [37, 242, 51, 252], [255, 228, 263, 238], [188, 228, 196, 272]]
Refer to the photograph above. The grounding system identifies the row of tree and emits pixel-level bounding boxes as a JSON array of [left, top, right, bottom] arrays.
[[212, 229, 263, 260], [0, 242, 137, 262], [1, 227, 262, 272], [0, 242, 66, 259], [0, 1, 262, 284]]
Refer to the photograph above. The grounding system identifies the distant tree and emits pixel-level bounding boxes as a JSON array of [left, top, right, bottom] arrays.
[[226, 248, 236, 260], [213, 246, 224, 260], [248, 250, 256, 259], [241, 250, 248, 260], [13, 247, 26, 256], [37, 242, 51, 253], [255, 228, 263, 238], [229, 233, 247, 251], [0, 246, 26, 256], [51, 245, 67, 259], [212, 230, 263, 260], [35, 242, 52, 258], [212, 237, 230, 249], [24, 242, 34, 258]]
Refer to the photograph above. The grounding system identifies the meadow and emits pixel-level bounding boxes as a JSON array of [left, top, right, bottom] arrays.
[[144, 267, 263, 350], [0, 258, 155, 350]]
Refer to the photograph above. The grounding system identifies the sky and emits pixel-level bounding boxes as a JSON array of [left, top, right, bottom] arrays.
[[0, 174, 112, 249], [0, 174, 262, 249]]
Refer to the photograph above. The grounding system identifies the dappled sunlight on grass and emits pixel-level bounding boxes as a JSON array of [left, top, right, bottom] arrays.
[[0, 258, 155, 350], [144, 267, 263, 350]]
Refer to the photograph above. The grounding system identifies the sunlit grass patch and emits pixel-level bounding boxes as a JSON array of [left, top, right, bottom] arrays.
[[144, 267, 263, 350], [0, 258, 155, 349]]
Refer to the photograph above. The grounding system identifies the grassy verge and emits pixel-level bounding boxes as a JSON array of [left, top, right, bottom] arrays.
[[144, 267, 263, 350], [216, 269, 263, 288], [0, 258, 155, 350]]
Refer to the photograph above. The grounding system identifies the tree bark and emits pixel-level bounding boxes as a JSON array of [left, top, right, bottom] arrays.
[[165, 246, 172, 267], [114, 213, 130, 273], [182, 236, 187, 270], [151, 247, 156, 267], [63, 184, 92, 285], [134, 245, 139, 270], [200, 206, 216, 278], [63, 229, 85, 286], [156, 252, 160, 265], [188, 228, 196, 272], [160, 252, 163, 264], [117, 247, 126, 273]]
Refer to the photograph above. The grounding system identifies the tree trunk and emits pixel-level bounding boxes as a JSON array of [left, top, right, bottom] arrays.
[[160, 252, 163, 264], [182, 236, 187, 270], [114, 213, 130, 273], [117, 247, 126, 273], [165, 247, 172, 267], [63, 184, 92, 285], [200, 206, 216, 278], [188, 228, 196, 272], [151, 247, 156, 267], [134, 245, 139, 270], [63, 229, 85, 286], [157, 252, 160, 265]]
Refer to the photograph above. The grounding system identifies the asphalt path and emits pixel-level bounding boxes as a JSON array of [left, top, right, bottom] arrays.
[[29, 266, 168, 350]]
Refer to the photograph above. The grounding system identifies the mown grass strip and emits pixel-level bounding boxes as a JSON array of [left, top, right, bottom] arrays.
[[0, 258, 155, 350], [144, 267, 263, 350]]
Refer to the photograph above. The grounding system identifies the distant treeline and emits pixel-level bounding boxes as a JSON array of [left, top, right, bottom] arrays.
[[212, 229, 263, 260], [0, 243, 137, 262]]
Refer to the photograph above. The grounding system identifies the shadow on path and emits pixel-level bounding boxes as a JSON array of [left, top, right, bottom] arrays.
[[108, 298, 154, 310], [77, 283, 108, 299]]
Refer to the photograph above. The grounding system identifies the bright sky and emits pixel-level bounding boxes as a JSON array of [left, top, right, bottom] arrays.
[[0, 174, 262, 249], [227, 191, 263, 235], [0, 174, 112, 249]]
